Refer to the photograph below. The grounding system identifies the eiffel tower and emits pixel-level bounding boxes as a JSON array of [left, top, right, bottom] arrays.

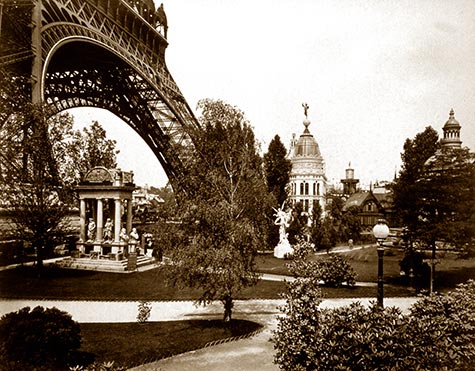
[[0, 0, 199, 190]]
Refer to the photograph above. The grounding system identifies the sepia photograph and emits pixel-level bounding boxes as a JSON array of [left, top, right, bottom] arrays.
[[1, 0, 474, 370]]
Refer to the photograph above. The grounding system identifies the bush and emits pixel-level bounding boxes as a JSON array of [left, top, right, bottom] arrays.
[[0, 306, 81, 370], [314, 254, 357, 287], [289, 240, 357, 287], [273, 279, 475, 371], [136, 301, 152, 323]]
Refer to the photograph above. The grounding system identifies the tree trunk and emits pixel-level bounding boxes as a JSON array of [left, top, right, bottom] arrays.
[[430, 241, 436, 294], [223, 296, 233, 323], [36, 241, 43, 278]]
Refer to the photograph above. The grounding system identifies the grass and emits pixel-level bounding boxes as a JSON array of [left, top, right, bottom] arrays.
[[0, 265, 287, 300], [2, 248, 474, 369], [255, 245, 475, 293], [74, 319, 262, 369]]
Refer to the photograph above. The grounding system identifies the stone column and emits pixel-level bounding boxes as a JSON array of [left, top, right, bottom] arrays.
[[114, 198, 121, 243], [79, 198, 86, 243], [96, 198, 104, 242], [126, 199, 133, 233]]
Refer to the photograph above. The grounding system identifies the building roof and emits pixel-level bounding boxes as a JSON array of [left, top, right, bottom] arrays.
[[343, 191, 380, 211], [293, 119, 322, 157]]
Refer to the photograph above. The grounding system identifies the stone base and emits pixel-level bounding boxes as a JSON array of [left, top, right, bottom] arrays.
[[274, 240, 294, 259]]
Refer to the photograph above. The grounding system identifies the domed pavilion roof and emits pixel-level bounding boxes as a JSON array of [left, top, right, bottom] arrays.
[[294, 119, 321, 157]]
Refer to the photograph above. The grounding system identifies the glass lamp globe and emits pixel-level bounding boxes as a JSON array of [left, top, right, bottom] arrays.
[[373, 219, 390, 242]]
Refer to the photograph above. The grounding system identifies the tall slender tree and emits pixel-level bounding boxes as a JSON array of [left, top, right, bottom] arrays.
[[264, 135, 292, 248], [166, 99, 273, 322]]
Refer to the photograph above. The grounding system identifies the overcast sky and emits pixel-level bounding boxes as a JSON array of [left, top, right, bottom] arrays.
[[71, 0, 475, 188]]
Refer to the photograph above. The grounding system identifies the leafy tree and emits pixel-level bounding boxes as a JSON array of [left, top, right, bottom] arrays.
[[263, 135, 292, 248], [393, 127, 474, 289], [264, 134, 291, 206], [287, 201, 308, 245], [77, 121, 119, 177], [392, 126, 439, 232], [165, 99, 272, 322], [52, 119, 119, 185], [1, 104, 75, 276], [342, 205, 362, 242], [416, 147, 475, 255], [1, 69, 118, 273], [309, 200, 323, 246]]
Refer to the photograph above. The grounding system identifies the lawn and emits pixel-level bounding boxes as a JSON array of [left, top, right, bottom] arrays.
[[0, 265, 287, 300], [74, 319, 262, 370], [255, 246, 475, 293]]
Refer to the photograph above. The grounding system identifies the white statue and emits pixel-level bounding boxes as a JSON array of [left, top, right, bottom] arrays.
[[273, 202, 294, 258], [274, 204, 291, 243], [87, 218, 96, 241], [130, 227, 139, 242], [104, 218, 113, 241], [119, 228, 129, 243]]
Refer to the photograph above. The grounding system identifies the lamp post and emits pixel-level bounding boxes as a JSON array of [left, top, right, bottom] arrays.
[[372, 219, 390, 309]]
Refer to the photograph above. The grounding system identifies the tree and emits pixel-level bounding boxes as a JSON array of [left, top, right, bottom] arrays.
[[309, 201, 323, 246], [417, 147, 475, 254], [1, 104, 75, 276], [264, 135, 291, 206], [393, 127, 475, 290], [165, 99, 273, 322], [77, 121, 119, 177], [1, 68, 119, 273], [264, 135, 292, 249], [392, 126, 439, 231], [287, 201, 308, 245]]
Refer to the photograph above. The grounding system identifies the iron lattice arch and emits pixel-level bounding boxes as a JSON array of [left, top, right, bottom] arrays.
[[0, 0, 200, 191]]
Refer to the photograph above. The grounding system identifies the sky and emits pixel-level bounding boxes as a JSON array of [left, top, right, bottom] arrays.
[[70, 0, 475, 188]]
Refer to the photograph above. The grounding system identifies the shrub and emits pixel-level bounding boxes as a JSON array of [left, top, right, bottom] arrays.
[[314, 254, 357, 287], [289, 240, 357, 287], [273, 279, 475, 371], [136, 301, 152, 323], [0, 306, 81, 370]]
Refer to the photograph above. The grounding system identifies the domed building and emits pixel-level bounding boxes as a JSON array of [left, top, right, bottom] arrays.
[[288, 107, 327, 218]]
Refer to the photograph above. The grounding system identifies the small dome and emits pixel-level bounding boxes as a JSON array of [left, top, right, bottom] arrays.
[[441, 108, 462, 149], [295, 120, 321, 157], [443, 109, 461, 129]]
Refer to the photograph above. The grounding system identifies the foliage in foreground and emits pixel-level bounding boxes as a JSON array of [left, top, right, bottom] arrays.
[[273, 279, 475, 371], [0, 306, 81, 370]]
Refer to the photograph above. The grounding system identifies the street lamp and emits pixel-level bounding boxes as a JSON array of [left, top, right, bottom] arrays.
[[372, 219, 390, 308]]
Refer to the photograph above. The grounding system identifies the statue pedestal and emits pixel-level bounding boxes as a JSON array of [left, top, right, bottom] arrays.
[[274, 239, 294, 259]]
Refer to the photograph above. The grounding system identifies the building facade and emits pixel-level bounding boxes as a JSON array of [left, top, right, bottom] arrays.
[[288, 113, 327, 217]]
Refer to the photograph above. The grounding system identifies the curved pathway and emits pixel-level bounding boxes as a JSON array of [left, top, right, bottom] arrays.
[[0, 297, 419, 371]]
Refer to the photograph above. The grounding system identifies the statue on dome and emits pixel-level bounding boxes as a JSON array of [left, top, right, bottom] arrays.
[[302, 102, 309, 118]]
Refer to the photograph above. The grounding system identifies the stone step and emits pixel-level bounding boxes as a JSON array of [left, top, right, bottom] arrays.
[[55, 255, 155, 273]]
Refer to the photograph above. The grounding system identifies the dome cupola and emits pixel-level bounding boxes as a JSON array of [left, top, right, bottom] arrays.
[[295, 119, 321, 157], [441, 109, 462, 148]]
